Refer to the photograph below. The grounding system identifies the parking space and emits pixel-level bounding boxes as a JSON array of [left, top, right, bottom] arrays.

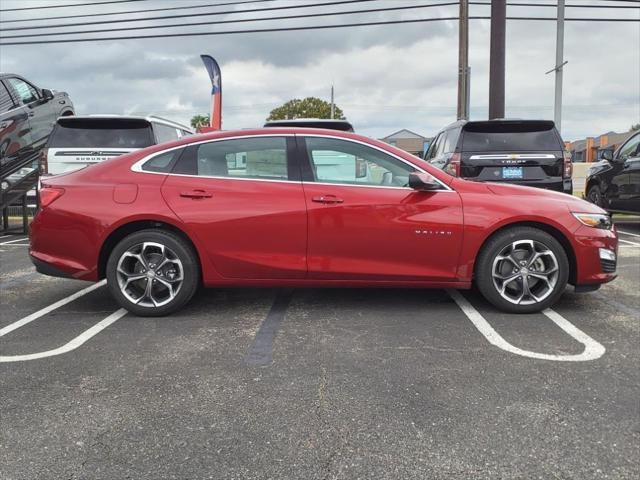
[[1, 222, 638, 479]]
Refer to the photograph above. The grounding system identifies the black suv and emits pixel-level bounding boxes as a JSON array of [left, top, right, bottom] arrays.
[[585, 131, 640, 214], [424, 119, 572, 194]]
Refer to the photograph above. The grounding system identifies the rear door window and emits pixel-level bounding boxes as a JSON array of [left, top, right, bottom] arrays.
[[462, 122, 560, 151], [173, 136, 289, 180], [48, 119, 154, 148]]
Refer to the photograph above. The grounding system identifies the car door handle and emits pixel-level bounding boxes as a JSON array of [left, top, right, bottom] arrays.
[[180, 189, 212, 199], [312, 195, 344, 204]]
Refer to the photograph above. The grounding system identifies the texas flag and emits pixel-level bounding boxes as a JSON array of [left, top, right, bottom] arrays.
[[200, 55, 222, 130]]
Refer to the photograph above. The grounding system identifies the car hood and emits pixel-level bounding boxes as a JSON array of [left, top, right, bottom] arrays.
[[486, 182, 607, 214]]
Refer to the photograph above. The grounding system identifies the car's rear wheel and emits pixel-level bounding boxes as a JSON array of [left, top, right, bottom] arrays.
[[475, 227, 569, 313], [106, 229, 199, 316], [586, 184, 604, 208]]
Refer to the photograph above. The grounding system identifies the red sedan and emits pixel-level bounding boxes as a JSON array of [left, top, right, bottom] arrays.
[[30, 128, 618, 316]]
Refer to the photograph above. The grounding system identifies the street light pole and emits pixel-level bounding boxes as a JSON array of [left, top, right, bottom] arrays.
[[488, 0, 506, 120], [554, 0, 565, 133], [330, 85, 335, 119], [457, 0, 470, 120]]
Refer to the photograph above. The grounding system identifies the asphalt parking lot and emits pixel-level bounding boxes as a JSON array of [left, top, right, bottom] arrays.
[[1, 219, 639, 480]]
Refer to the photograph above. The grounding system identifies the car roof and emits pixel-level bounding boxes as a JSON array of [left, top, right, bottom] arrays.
[[438, 118, 556, 132], [264, 118, 354, 132], [59, 114, 193, 132]]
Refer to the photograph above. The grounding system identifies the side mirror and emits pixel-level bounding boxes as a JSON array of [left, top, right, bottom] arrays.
[[601, 150, 613, 162], [409, 172, 441, 191], [41, 89, 54, 101]]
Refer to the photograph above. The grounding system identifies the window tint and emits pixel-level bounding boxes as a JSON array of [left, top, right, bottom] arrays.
[[462, 122, 560, 151], [444, 127, 461, 153], [141, 149, 181, 173], [305, 137, 415, 187], [175, 137, 288, 179], [48, 119, 154, 148], [0, 83, 14, 113], [7, 78, 39, 104], [617, 134, 640, 160], [154, 123, 179, 144]]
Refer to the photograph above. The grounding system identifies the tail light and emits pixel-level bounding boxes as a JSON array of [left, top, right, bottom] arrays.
[[444, 153, 461, 177], [39, 187, 64, 208], [355, 157, 367, 178], [39, 148, 49, 174], [563, 151, 572, 178]]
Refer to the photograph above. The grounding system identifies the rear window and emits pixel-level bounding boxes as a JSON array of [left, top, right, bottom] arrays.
[[461, 121, 560, 152], [48, 118, 154, 148]]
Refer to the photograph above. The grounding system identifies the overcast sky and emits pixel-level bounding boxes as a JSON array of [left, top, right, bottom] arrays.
[[1, 0, 638, 141]]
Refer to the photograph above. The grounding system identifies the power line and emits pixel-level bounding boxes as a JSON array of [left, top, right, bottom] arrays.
[[496, 1, 640, 6], [0, 0, 276, 24], [0, 2, 460, 39], [0, 0, 377, 32], [2, 15, 638, 46], [0, 0, 146, 13]]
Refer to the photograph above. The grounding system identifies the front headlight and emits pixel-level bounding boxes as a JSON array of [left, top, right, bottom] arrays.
[[573, 213, 612, 230]]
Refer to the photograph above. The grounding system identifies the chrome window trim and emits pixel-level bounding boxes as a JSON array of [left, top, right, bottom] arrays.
[[130, 133, 455, 192]]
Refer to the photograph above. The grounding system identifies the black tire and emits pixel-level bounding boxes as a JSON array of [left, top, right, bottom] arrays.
[[475, 227, 569, 313], [586, 184, 605, 208], [106, 229, 200, 317]]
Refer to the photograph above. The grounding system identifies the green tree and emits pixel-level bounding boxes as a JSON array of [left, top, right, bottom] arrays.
[[266, 97, 345, 121], [191, 114, 210, 129], [630, 123, 640, 132]]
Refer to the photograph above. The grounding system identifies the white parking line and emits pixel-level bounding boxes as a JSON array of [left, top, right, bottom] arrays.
[[619, 238, 640, 247], [0, 309, 127, 363], [618, 230, 640, 238], [447, 289, 606, 362], [1, 243, 29, 247], [0, 237, 28, 245], [0, 280, 106, 337]]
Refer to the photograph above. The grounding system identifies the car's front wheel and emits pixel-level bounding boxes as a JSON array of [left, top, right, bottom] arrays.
[[586, 184, 605, 208], [106, 229, 200, 316], [475, 227, 569, 313]]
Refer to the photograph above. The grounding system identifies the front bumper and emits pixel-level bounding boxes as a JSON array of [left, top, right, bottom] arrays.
[[572, 224, 618, 286]]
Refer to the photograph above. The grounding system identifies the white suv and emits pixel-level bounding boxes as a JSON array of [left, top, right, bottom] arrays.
[[43, 115, 193, 175]]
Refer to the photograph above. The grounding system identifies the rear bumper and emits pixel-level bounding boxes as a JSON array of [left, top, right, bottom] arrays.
[[30, 254, 72, 279], [29, 208, 99, 281], [464, 177, 573, 194]]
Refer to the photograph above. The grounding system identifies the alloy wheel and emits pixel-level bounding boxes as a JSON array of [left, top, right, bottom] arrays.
[[491, 239, 559, 305], [588, 188, 602, 207], [116, 242, 184, 308]]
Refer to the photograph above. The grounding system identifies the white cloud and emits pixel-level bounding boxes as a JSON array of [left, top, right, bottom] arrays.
[[1, 0, 638, 140]]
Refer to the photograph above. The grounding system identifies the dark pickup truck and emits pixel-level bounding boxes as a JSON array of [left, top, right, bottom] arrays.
[[0, 73, 74, 211]]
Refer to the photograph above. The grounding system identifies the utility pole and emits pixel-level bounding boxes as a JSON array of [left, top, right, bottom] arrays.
[[488, 0, 506, 119], [553, 0, 565, 133], [457, 0, 470, 120], [330, 85, 335, 119]]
